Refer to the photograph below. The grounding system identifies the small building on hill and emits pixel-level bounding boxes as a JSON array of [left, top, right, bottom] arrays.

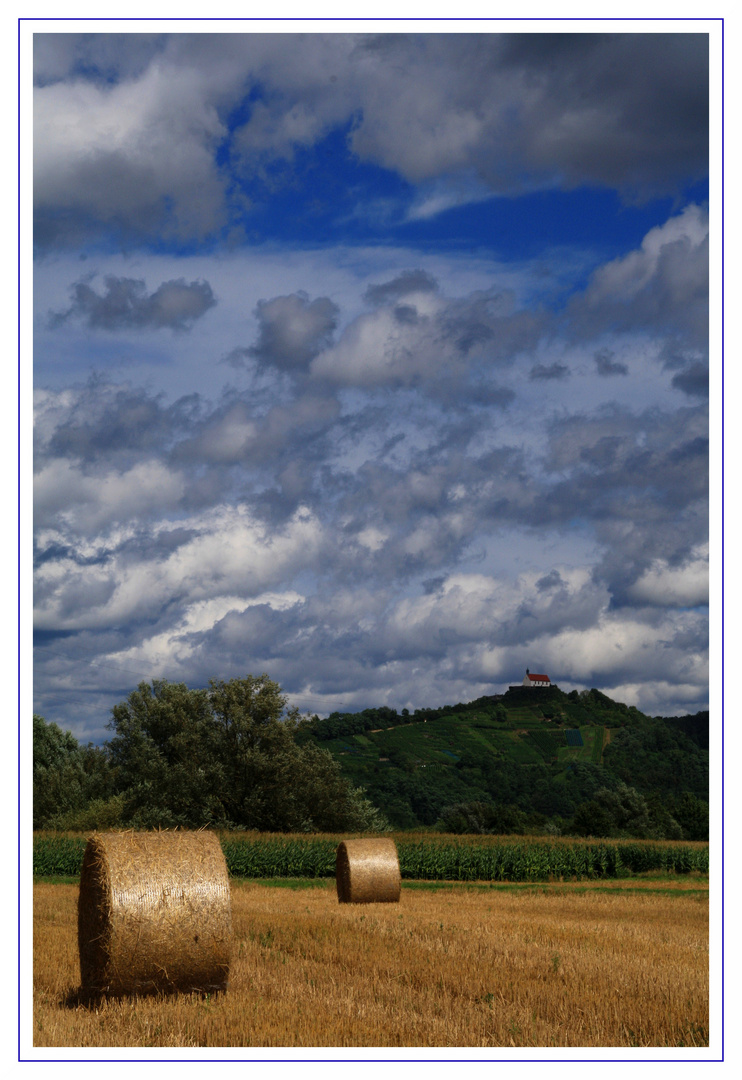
[[505, 669, 557, 695], [508, 668, 553, 690], [522, 669, 551, 688]]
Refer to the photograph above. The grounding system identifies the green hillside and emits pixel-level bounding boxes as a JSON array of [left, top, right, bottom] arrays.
[[297, 687, 709, 837]]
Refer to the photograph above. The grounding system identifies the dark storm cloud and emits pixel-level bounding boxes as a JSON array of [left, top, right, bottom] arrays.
[[364, 270, 439, 306], [594, 349, 628, 377], [33, 33, 168, 85], [347, 33, 707, 198], [495, 33, 708, 197], [248, 292, 339, 371], [50, 276, 217, 332], [672, 362, 709, 398], [536, 570, 564, 592], [36, 381, 202, 464], [537, 404, 708, 602], [530, 362, 570, 381]]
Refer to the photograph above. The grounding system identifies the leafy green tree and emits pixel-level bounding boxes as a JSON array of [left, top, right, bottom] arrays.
[[570, 799, 616, 838], [33, 714, 87, 828], [668, 791, 709, 840], [107, 675, 388, 832], [437, 801, 528, 834], [107, 680, 225, 827], [33, 715, 115, 828], [569, 782, 683, 839], [603, 720, 708, 798]]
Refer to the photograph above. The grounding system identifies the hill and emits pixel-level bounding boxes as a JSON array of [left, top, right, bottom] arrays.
[[297, 687, 709, 837]]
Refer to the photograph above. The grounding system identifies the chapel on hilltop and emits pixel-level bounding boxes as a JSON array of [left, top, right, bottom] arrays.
[[507, 668, 555, 692], [522, 668, 551, 687]]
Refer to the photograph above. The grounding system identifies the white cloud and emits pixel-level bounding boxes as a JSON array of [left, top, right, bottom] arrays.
[[95, 590, 305, 681], [573, 203, 709, 353], [34, 60, 228, 238], [356, 527, 389, 552], [34, 458, 185, 531], [34, 504, 324, 631], [627, 546, 709, 607], [311, 304, 439, 386], [583, 204, 708, 309]]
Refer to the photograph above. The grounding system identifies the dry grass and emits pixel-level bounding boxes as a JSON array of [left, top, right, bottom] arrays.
[[33, 879, 708, 1048]]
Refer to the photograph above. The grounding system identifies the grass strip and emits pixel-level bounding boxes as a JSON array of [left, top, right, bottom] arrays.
[[231, 878, 333, 890]]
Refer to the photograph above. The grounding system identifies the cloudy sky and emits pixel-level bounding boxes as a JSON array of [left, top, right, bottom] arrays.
[[31, 26, 712, 742]]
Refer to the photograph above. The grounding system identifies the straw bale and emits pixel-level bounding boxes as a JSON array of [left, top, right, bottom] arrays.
[[336, 838, 401, 903], [78, 830, 232, 996]]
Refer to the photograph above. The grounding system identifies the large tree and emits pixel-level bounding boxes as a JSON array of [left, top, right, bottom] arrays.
[[107, 674, 387, 831]]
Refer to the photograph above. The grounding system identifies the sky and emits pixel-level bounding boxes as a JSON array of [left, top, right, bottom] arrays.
[[31, 25, 712, 743]]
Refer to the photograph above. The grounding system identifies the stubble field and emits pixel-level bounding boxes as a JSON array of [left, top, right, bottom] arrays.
[[33, 878, 708, 1049]]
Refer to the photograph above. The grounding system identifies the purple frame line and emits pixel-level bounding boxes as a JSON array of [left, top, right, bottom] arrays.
[[16, 16, 720, 21], [17, 10, 21, 1066], [18, 12, 725, 1067], [720, 12, 725, 1066]]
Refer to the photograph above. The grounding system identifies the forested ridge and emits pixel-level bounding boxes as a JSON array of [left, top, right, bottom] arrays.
[[33, 677, 708, 840]]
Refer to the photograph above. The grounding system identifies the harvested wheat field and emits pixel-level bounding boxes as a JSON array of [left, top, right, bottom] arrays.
[[33, 878, 708, 1048]]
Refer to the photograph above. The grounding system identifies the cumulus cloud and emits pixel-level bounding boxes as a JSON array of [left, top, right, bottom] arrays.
[[571, 203, 709, 349], [672, 361, 709, 397], [311, 278, 540, 388], [594, 349, 628, 377], [32, 190, 709, 732], [34, 503, 324, 632], [248, 292, 339, 370], [50, 275, 216, 331], [95, 590, 306, 684], [34, 56, 229, 243], [34, 457, 186, 533], [34, 33, 708, 245], [172, 390, 340, 472], [626, 546, 709, 607], [33, 33, 167, 86], [34, 381, 203, 465], [364, 269, 439, 306], [311, 301, 445, 387], [530, 362, 569, 381], [539, 402, 708, 600]]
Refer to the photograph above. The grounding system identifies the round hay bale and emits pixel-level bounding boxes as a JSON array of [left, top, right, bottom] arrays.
[[336, 838, 401, 903], [78, 830, 232, 996]]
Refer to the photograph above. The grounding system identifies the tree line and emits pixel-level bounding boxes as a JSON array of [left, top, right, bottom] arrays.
[[33, 674, 708, 840]]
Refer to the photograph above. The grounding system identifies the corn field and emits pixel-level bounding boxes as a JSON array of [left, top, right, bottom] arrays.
[[33, 831, 709, 881]]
